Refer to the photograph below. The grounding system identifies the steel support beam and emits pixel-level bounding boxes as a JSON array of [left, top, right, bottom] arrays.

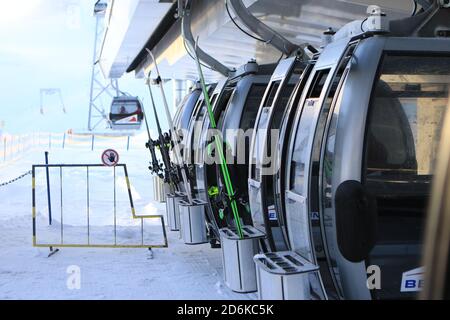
[[180, 0, 235, 77], [227, 0, 300, 56]]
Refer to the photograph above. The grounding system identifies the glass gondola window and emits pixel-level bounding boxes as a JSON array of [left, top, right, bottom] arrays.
[[314, 51, 354, 298], [173, 93, 190, 129], [265, 83, 296, 178], [363, 54, 450, 299], [251, 81, 281, 180], [235, 84, 267, 161], [240, 85, 268, 132], [110, 99, 143, 121], [111, 101, 140, 115], [274, 65, 314, 243], [290, 69, 330, 194], [285, 68, 331, 263], [204, 89, 234, 165], [192, 101, 208, 164], [217, 89, 236, 130]]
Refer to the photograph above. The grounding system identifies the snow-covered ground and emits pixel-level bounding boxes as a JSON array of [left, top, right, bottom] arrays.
[[0, 141, 254, 300]]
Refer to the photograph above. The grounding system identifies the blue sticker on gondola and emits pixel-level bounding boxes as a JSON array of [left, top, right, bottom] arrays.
[[400, 267, 424, 292]]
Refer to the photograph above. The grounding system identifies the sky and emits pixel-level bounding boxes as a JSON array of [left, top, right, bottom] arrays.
[[0, 0, 170, 135]]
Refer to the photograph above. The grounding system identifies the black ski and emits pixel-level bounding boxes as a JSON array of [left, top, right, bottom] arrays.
[[146, 75, 179, 187]]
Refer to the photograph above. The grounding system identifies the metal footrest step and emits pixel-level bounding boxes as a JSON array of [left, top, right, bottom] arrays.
[[254, 251, 319, 300]]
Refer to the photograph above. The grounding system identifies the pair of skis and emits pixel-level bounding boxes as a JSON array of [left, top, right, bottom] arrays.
[[144, 73, 179, 187], [189, 41, 245, 239], [144, 46, 244, 238], [142, 80, 170, 183], [145, 49, 194, 204]]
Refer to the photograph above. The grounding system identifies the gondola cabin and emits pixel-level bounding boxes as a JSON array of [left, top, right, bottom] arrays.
[[109, 96, 144, 130], [274, 7, 450, 300], [206, 62, 275, 232]]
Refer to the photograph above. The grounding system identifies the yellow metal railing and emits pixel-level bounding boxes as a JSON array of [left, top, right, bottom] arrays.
[[32, 163, 168, 250]]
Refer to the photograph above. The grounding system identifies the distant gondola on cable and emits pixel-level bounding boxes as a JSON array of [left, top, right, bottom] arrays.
[[109, 96, 144, 130]]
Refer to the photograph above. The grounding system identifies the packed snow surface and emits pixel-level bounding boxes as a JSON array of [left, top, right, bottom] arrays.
[[0, 139, 254, 300]]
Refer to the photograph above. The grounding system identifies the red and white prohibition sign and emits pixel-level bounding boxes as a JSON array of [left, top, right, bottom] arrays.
[[101, 149, 120, 167]]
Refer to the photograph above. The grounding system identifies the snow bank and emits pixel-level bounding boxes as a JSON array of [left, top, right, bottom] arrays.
[[0, 143, 255, 300]]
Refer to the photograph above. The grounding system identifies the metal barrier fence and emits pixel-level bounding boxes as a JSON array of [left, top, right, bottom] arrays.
[[63, 133, 145, 151], [2, 133, 37, 162], [32, 164, 168, 249]]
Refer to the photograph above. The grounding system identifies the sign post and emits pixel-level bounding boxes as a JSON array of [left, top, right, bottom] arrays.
[[45, 151, 52, 226]]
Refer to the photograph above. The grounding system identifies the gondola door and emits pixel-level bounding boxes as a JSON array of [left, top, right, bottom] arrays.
[[320, 37, 450, 300], [285, 67, 332, 260], [283, 66, 333, 299], [217, 74, 269, 228], [249, 57, 300, 252], [284, 39, 355, 299]]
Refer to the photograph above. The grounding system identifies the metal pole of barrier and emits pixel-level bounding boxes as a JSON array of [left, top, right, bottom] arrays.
[[87, 167, 90, 245], [62, 133, 66, 149], [9, 136, 12, 157], [31, 164, 169, 249], [48, 134, 51, 149], [60, 167, 64, 244], [32, 166, 36, 246], [91, 134, 95, 151], [45, 152, 52, 225], [114, 166, 117, 246], [123, 165, 136, 218], [127, 136, 130, 151], [141, 218, 144, 246]]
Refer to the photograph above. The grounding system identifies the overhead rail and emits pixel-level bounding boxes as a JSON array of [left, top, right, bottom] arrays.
[[179, 0, 235, 77], [226, 0, 316, 59]]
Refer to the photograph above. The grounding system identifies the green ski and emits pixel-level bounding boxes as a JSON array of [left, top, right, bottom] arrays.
[[190, 41, 244, 239]]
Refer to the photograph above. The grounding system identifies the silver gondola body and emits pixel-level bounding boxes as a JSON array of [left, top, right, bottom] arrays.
[[248, 56, 304, 252], [280, 34, 450, 299]]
